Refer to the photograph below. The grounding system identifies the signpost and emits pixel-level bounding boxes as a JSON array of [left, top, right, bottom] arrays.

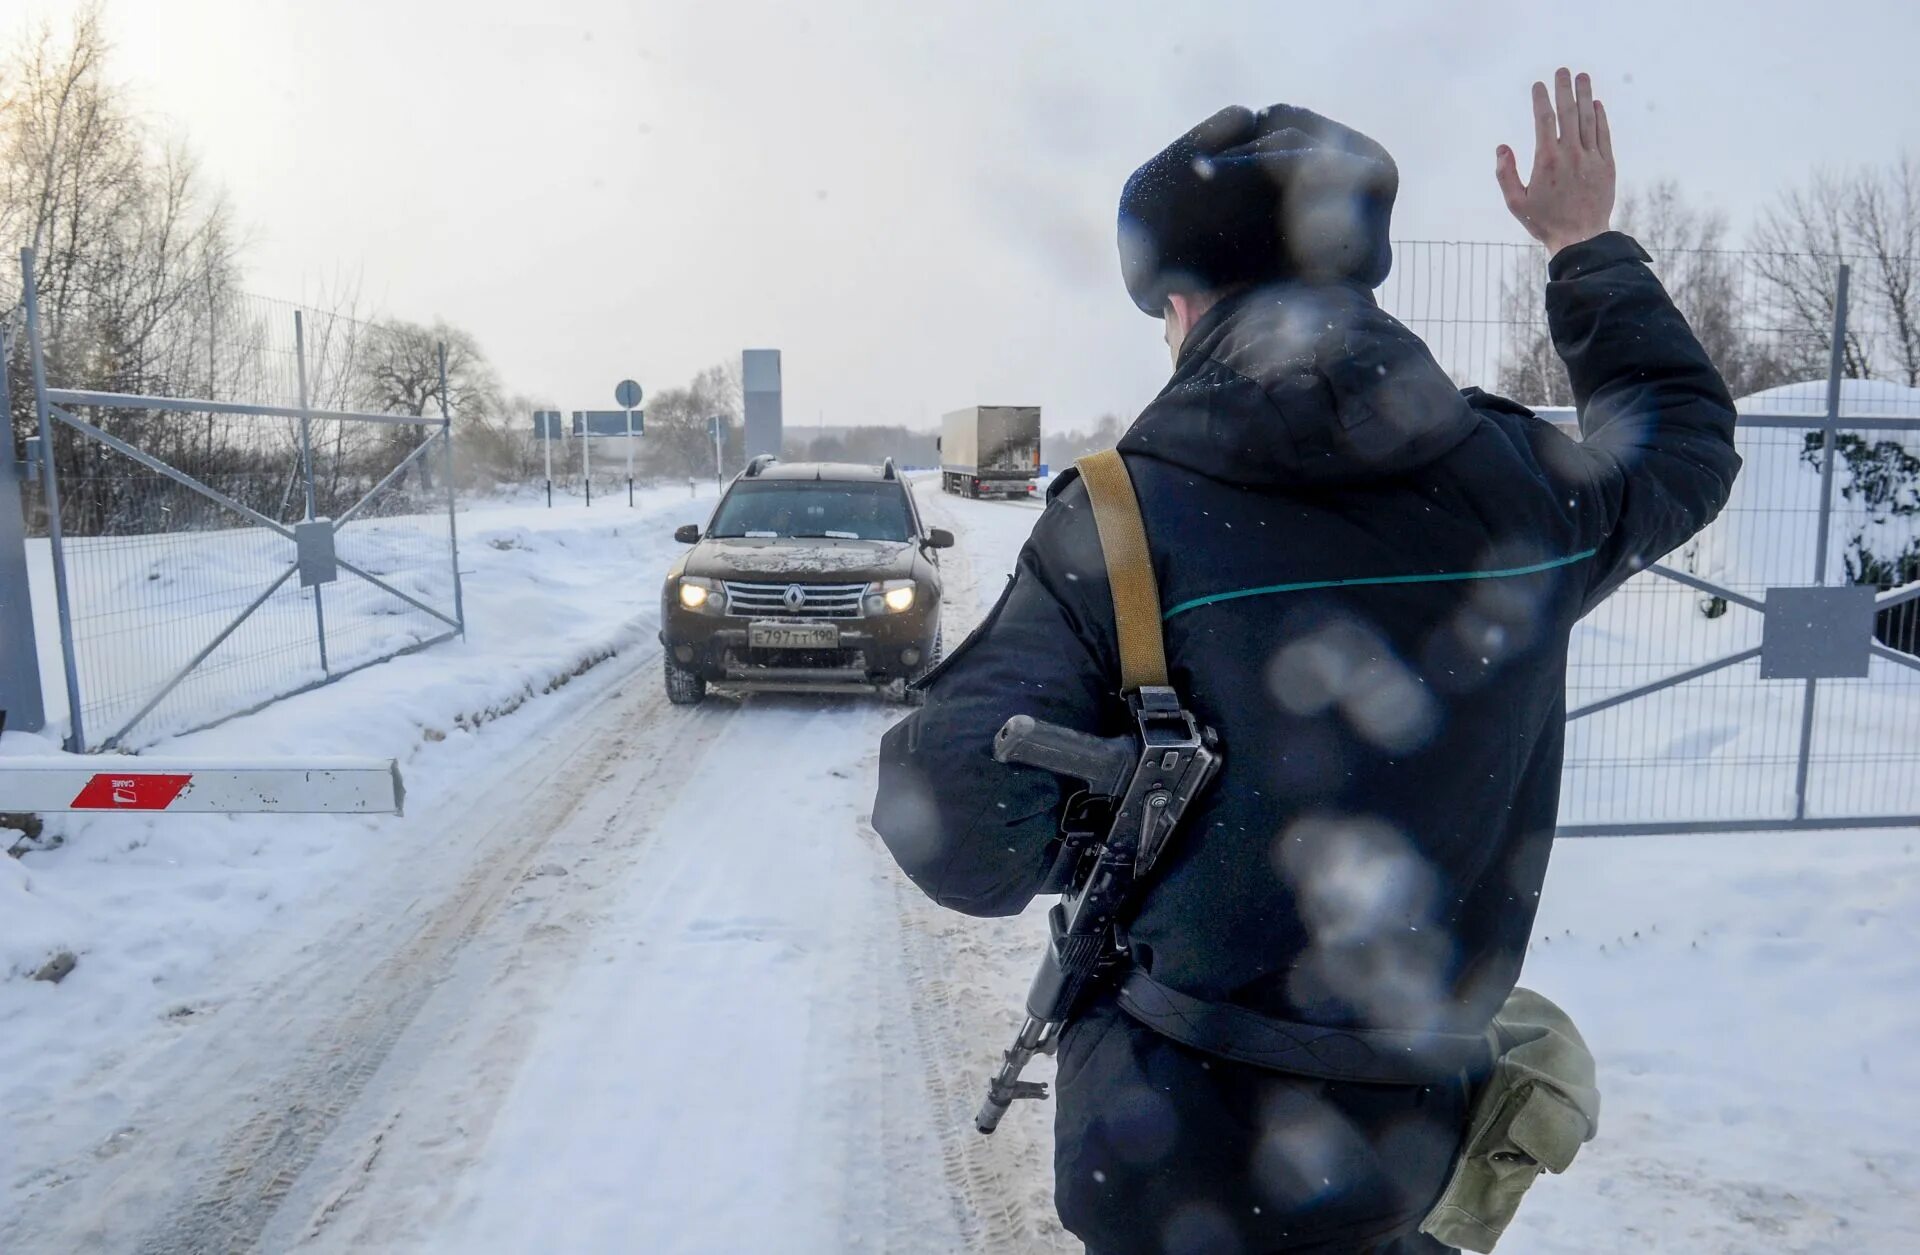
[[709, 414, 726, 492], [616, 378, 643, 506], [533, 410, 562, 507]]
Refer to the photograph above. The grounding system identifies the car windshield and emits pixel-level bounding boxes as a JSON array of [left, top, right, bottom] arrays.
[[707, 481, 914, 542]]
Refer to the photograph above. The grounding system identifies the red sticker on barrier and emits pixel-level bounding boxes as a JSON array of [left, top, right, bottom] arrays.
[[69, 773, 194, 810]]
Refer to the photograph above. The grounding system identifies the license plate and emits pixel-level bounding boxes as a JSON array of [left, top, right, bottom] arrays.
[[749, 622, 839, 649]]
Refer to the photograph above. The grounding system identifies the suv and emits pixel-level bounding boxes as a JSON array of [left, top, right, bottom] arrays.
[[660, 458, 952, 705]]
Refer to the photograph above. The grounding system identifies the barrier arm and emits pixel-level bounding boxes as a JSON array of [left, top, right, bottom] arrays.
[[0, 756, 404, 815]]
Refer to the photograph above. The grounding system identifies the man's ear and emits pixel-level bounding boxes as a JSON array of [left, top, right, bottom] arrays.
[[1164, 292, 1199, 361], [1165, 292, 1193, 336]]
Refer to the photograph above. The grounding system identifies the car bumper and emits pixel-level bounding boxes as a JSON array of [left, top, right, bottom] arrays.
[[659, 618, 937, 686]]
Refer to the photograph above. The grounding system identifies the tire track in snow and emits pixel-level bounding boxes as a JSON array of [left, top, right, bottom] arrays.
[[138, 662, 697, 1255], [893, 483, 1078, 1253], [3, 645, 693, 1255], [277, 688, 745, 1252]]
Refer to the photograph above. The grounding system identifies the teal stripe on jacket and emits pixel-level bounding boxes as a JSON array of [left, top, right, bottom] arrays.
[[1163, 550, 1600, 621]]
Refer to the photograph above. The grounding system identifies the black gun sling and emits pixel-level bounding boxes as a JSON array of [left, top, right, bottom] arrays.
[[1116, 968, 1491, 1085], [1077, 449, 1491, 1089]]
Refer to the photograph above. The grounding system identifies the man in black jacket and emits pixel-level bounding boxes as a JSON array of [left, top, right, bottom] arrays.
[[874, 70, 1739, 1254]]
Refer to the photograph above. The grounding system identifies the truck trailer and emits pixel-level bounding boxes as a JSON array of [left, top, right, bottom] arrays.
[[938, 406, 1042, 498]]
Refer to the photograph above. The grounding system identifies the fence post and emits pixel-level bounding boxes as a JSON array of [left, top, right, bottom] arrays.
[[19, 249, 86, 753], [1792, 261, 1851, 821], [0, 320, 49, 735], [437, 342, 467, 638], [294, 311, 329, 675]]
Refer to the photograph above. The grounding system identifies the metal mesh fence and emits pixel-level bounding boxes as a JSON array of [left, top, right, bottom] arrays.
[[1380, 240, 1864, 402], [14, 259, 461, 751]]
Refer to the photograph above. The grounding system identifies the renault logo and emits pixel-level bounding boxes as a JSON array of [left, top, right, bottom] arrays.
[[783, 584, 807, 612]]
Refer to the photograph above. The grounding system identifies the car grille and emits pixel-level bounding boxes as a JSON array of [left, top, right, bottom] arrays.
[[722, 581, 868, 619]]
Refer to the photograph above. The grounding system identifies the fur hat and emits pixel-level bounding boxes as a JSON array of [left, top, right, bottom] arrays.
[[1118, 104, 1398, 315]]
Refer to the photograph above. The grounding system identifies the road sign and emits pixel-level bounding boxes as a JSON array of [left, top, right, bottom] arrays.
[[615, 379, 643, 409], [531, 410, 565, 439], [0, 757, 405, 814], [572, 411, 645, 436]]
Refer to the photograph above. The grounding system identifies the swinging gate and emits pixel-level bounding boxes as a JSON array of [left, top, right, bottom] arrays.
[[10, 248, 465, 752], [1415, 262, 1920, 836]]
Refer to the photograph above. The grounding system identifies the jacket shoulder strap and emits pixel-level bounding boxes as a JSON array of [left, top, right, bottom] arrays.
[[1075, 449, 1168, 692]]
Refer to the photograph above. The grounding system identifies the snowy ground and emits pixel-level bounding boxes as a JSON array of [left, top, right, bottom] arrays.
[[3, 478, 1918, 1253]]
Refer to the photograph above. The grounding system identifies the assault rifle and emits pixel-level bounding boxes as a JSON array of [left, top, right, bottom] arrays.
[[974, 685, 1221, 1134]]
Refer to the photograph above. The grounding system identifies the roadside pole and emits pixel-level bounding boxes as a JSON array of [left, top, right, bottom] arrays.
[[615, 379, 643, 509], [0, 320, 48, 735], [583, 413, 592, 507], [544, 413, 553, 508], [711, 415, 724, 492], [293, 311, 329, 675]]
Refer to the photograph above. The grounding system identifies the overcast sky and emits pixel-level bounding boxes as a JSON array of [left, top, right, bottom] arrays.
[[25, 0, 1920, 431]]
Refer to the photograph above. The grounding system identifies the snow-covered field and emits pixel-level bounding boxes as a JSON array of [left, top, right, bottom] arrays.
[[3, 477, 1918, 1253]]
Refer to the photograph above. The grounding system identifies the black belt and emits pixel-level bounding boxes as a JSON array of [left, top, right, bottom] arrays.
[[1115, 969, 1491, 1086]]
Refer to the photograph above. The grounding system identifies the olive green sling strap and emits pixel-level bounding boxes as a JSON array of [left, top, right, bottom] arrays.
[[1075, 449, 1168, 692]]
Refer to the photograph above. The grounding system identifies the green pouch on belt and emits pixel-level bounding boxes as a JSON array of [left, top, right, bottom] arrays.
[[1419, 987, 1600, 1253]]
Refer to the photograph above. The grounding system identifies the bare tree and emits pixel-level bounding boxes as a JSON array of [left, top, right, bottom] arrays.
[[1494, 246, 1572, 406], [639, 384, 714, 480], [1846, 155, 1920, 387], [358, 319, 496, 417], [1622, 183, 1798, 397], [1, 5, 241, 527], [1497, 182, 1798, 403], [357, 319, 500, 492], [1749, 165, 1908, 382]]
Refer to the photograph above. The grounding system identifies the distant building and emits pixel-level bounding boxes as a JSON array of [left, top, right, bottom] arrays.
[[743, 349, 782, 459]]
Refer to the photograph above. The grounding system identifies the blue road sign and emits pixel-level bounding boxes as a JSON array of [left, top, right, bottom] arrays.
[[532, 410, 565, 439], [615, 379, 643, 410], [573, 410, 645, 437]]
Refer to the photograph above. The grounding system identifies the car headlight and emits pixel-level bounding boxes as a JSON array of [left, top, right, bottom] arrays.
[[678, 578, 724, 613], [866, 579, 917, 615]]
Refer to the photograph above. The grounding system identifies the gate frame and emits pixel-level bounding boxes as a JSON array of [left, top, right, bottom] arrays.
[[1, 314, 50, 735], [1544, 261, 1920, 836], [18, 248, 468, 753]]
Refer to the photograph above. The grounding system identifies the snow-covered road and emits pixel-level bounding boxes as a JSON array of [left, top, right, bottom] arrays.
[[258, 485, 1076, 1254], [2, 482, 1077, 1254], [5, 479, 1918, 1253]]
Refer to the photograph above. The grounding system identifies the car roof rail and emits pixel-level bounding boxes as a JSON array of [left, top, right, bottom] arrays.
[[882, 457, 896, 480], [744, 454, 779, 478]]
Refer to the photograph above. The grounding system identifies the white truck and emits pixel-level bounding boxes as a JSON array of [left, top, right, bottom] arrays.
[[938, 406, 1042, 498]]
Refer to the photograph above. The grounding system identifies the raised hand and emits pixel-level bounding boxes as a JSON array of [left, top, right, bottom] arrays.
[[1496, 68, 1616, 256]]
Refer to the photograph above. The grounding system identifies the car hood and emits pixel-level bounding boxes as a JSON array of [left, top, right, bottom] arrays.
[[684, 537, 919, 584]]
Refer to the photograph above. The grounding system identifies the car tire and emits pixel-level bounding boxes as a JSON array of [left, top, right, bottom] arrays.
[[664, 654, 707, 705]]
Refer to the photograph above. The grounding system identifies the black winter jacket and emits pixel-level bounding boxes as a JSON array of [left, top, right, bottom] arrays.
[[873, 233, 1738, 1252]]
